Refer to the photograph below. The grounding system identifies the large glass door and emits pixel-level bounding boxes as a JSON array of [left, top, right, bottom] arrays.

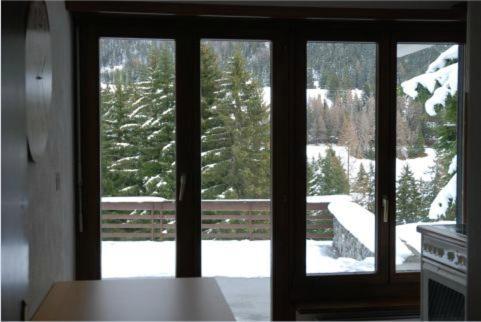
[[200, 39, 272, 321], [99, 37, 177, 278], [305, 41, 378, 275], [291, 27, 464, 312]]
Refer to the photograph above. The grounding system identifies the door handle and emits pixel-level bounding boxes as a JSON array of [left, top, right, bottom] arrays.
[[382, 195, 389, 223], [179, 173, 187, 202]]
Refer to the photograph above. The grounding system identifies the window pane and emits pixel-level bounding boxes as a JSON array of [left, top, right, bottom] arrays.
[[396, 43, 459, 272], [200, 40, 271, 321], [306, 42, 377, 275], [99, 38, 176, 278]]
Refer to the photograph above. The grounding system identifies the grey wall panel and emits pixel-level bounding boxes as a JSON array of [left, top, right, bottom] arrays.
[[25, 1, 76, 319], [1, 1, 76, 319], [1, 2, 29, 320], [466, 2, 481, 320]]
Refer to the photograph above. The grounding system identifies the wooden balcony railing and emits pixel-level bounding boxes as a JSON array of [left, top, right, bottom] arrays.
[[101, 198, 333, 241]]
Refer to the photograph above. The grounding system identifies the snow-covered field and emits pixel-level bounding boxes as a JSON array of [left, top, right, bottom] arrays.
[[102, 239, 379, 278]]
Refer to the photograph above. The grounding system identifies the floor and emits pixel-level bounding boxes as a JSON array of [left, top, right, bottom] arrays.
[[215, 277, 270, 321]]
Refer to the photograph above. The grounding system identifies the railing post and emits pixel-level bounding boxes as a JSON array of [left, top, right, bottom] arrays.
[[151, 207, 154, 241], [159, 209, 163, 242], [248, 202, 253, 240]]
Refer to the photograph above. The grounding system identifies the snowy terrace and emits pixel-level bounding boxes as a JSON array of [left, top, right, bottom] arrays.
[[100, 196, 449, 278], [101, 196, 452, 320]]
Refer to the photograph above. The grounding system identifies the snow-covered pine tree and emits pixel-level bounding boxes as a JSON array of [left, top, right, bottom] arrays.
[[100, 85, 116, 195], [396, 164, 425, 224], [401, 45, 459, 219], [367, 163, 376, 212], [353, 163, 370, 209], [136, 44, 176, 198], [221, 47, 271, 199], [318, 147, 350, 195], [200, 43, 232, 199], [419, 155, 454, 220], [101, 78, 143, 196], [308, 155, 323, 196]]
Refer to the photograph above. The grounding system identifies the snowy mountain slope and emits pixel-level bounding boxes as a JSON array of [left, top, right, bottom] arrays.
[[306, 144, 436, 181]]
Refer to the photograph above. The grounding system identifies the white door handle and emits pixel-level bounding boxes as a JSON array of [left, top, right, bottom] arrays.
[[382, 195, 389, 223]]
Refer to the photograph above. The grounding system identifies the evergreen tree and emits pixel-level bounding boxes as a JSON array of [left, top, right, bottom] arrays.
[[353, 163, 370, 208], [407, 126, 426, 158], [308, 156, 323, 196], [137, 44, 176, 198], [366, 163, 376, 212], [434, 94, 457, 167], [317, 147, 350, 195], [101, 79, 143, 196], [221, 47, 271, 198], [396, 164, 425, 224], [200, 43, 231, 198]]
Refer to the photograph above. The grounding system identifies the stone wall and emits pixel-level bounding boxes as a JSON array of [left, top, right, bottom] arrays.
[[332, 218, 373, 260]]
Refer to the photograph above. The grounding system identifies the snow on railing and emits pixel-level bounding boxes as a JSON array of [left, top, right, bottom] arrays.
[[101, 198, 333, 241]]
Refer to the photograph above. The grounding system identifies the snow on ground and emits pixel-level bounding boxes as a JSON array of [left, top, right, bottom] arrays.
[[263, 87, 365, 110], [350, 88, 364, 100], [396, 220, 455, 264], [101, 64, 124, 74], [102, 240, 270, 278], [102, 239, 380, 278], [306, 240, 375, 273], [306, 144, 436, 181], [307, 88, 333, 108], [102, 220, 454, 278]]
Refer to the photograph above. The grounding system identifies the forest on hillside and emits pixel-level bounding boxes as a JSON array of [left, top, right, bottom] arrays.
[[100, 39, 458, 224]]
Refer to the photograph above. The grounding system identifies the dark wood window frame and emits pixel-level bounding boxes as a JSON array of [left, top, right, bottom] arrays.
[[72, 8, 465, 321]]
